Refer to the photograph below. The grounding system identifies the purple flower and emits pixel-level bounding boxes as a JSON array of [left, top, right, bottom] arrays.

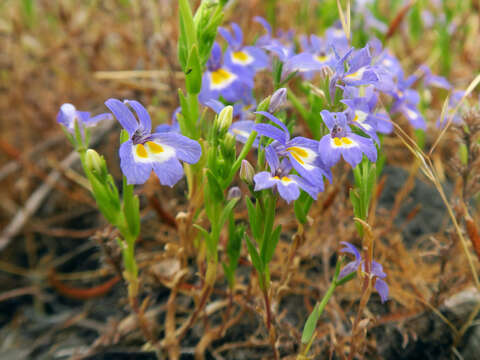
[[286, 35, 336, 79], [342, 86, 393, 143], [419, 65, 451, 90], [57, 103, 112, 133], [254, 111, 331, 189], [318, 110, 377, 168], [338, 241, 389, 303], [254, 157, 319, 204], [219, 23, 269, 73], [105, 99, 201, 186], [334, 46, 380, 87], [388, 71, 426, 130], [199, 42, 254, 104]]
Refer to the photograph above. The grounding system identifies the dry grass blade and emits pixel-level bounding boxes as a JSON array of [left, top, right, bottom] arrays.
[[94, 70, 184, 80], [429, 73, 480, 156], [392, 121, 480, 292], [385, 0, 417, 40], [336, 0, 350, 42]]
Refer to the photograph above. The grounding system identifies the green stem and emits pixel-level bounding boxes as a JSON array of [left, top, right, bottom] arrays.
[[224, 129, 258, 188], [187, 92, 200, 139]]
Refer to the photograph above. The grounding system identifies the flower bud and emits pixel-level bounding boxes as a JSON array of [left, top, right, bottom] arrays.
[[85, 149, 103, 176], [240, 159, 255, 186], [215, 105, 233, 133], [269, 88, 287, 112], [227, 186, 242, 200], [221, 132, 236, 163]]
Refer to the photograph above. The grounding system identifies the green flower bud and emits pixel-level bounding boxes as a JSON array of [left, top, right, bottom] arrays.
[[240, 159, 255, 186], [85, 149, 104, 178], [215, 105, 233, 133], [221, 132, 236, 163]]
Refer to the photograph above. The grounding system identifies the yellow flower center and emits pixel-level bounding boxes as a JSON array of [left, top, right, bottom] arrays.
[[146, 141, 164, 154], [232, 51, 249, 62], [136, 144, 149, 158], [211, 68, 233, 85], [333, 137, 353, 147], [315, 54, 329, 62], [281, 176, 291, 182], [287, 146, 309, 165]]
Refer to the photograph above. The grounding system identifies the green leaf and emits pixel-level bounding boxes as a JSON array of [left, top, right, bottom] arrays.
[[219, 198, 239, 231], [194, 224, 216, 257], [245, 235, 264, 275], [301, 304, 320, 344], [261, 195, 275, 247], [206, 169, 225, 203], [123, 179, 140, 241], [261, 224, 281, 266], [245, 197, 260, 240], [178, 14, 188, 70], [185, 44, 202, 94]]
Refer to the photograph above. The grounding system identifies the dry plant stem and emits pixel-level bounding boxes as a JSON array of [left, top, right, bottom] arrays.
[[130, 296, 157, 347], [262, 288, 279, 360], [218, 289, 234, 336], [348, 277, 373, 360], [177, 284, 213, 340]]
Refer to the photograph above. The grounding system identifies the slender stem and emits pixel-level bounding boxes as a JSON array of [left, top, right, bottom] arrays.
[[224, 130, 258, 188], [348, 277, 372, 360], [262, 287, 278, 360]]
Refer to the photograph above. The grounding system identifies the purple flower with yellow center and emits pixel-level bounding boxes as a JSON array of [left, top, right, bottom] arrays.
[[199, 42, 254, 104], [286, 35, 336, 79], [342, 86, 393, 143], [219, 23, 269, 73], [254, 153, 319, 204], [338, 241, 389, 303], [254, 111, 331, 188], [105, 99, 201, 186], [57, 103, 112, 133], [334, 46, 380, 87], [319, 110, 377, 168], [205, 99, 259, 147]]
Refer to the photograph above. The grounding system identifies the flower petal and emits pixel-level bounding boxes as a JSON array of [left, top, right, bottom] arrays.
[[105, 98, 138, 136], [125, 100, 151, 132], [276, 180, 300, 203], [374, 278, 389, 303], [119, 140, 152, 184], [152, 157, 184, 187], [253, 171, 277, 191], [151, 132, 201, 164]]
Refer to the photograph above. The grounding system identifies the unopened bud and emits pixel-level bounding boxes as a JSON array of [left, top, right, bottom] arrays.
[[215, 105, 233, 133], [222, 132, 236, 162], [240, 160, 255, 186], [85, 149, 103, 176], [227, 186, 242, 200], [269, 88, 287, 112]]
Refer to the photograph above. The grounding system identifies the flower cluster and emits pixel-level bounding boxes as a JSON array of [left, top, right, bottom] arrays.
[[253, 111, 331, 203]]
